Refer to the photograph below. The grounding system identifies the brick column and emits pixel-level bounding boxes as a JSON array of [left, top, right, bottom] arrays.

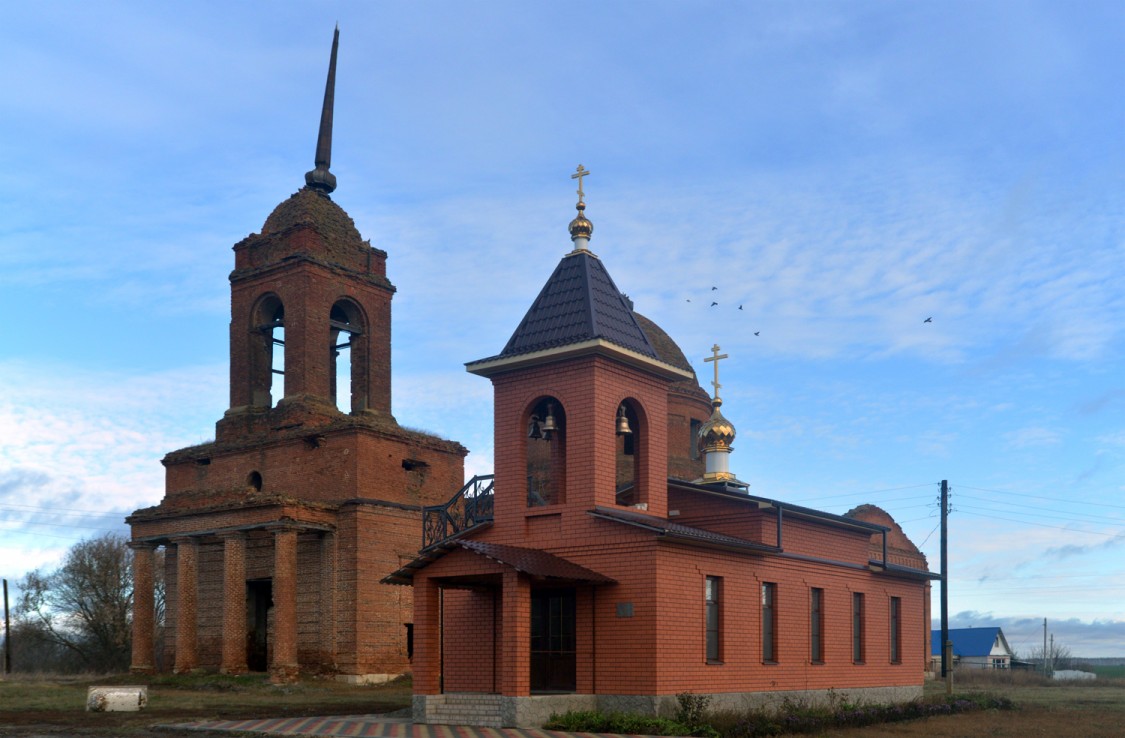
[[412, 575, 441, 694], [270, 526, 299, 683], [219, 532, 248, 674], [171, 537, 199, 673], [500, 569, 531, 697], [128, 541, 156, 674], [319, 532, 337, 670]]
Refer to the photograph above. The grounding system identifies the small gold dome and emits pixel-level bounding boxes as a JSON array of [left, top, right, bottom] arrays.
[[697, 398, 736, 452], [569, 201, 594, 242]]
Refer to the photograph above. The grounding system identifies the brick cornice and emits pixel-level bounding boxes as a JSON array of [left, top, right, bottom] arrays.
[[229, 253, 395, 294]]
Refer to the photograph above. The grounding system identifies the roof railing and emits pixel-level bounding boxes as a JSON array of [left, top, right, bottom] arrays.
[[422, 474, 495, 550]]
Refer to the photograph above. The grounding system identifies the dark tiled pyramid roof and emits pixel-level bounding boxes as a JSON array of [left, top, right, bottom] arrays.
[[500, 251, 658, 358]]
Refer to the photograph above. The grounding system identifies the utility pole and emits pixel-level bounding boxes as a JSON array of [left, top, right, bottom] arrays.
[[940, 480, 951, 693], [1043, 618, 1048, 676], [3, 578, 10, 675], [1050, 633, 1055, 675]]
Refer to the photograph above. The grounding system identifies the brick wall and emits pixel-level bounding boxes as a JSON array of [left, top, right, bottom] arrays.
[[488, 354, 672, 539]]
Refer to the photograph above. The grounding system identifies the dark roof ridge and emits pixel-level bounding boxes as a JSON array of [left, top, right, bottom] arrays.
[[494, 250, 657, 360]]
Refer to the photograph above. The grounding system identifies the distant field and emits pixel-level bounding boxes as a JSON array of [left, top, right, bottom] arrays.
[[1089, 664, 1125, 679]]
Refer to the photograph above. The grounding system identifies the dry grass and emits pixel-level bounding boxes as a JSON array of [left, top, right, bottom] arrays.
[[2, 670, 1124, 737], [832, 671, 1125, 737], [0, 671, 412, 736]]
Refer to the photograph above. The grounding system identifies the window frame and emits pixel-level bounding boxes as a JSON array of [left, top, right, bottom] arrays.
[[810, 587, 824, 664], [705, 576, 722, 664], [761, 582, 778, 664], [889, 596, 902, 664], [852, 592, 866, 664]]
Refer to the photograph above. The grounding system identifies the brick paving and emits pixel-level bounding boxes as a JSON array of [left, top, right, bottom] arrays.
[[162, 715, 641, 738]]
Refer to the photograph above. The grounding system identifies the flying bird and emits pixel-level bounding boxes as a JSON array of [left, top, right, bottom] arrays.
[[738, 305, 743, 310], [924, 317, 933, 323], [710, 301, 718, 307], [754, 331, 760, 336], [711, 286, 718, 291], [686, 299, 691, 302]]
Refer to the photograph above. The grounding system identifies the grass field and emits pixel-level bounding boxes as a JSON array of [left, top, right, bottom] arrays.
[[1, 670, 1123, 737], [0, 671, 412, 737], [1089, 664, 1125, 679]]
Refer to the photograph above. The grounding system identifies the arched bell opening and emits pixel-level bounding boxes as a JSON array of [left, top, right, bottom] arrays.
[[250, 295, 285, 409], [525, 397, 566, 507], [614, 398, 648, 508], [329, 299, 368, 413]]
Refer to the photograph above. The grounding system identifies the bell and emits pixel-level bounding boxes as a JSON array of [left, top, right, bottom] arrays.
[[527, 414, 542, 439], [616, 405, 633, 435], [541, 403, 559, 437]]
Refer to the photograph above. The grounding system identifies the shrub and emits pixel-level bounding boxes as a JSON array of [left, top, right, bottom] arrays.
[[544, 710, 698, 736], [674, 692, 719, 737], [547, 692, 1014, 738], [719, 692, 1014, 737]]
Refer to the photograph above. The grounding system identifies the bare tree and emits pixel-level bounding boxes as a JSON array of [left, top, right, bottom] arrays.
[[1020, 640, 1077, 673], [15, 533, 134, 673]]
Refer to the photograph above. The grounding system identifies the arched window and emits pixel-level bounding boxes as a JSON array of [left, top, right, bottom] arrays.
[[526, 397, 566, 507], [330, 300, 367, 413], [615, 399, 643, 507], [250, 295, 285, 409]]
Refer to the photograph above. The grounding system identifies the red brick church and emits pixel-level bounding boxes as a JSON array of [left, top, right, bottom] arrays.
[[386, 175, 935, 725], [127, 30, 465, 683], [129, 29, 934, 723]]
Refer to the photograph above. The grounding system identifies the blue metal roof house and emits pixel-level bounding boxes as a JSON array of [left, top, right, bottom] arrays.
[[932, 627, 1014, 670]]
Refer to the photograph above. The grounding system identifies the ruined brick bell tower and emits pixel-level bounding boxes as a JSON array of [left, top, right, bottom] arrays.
[[128, 28, 466, 683]]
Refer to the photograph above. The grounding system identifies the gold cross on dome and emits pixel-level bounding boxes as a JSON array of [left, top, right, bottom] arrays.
[[571, 164, 591, 204], [703, 343, 729, 400]]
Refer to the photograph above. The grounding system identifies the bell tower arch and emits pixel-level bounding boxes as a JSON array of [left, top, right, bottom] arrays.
[[219, 29, 394, 439]]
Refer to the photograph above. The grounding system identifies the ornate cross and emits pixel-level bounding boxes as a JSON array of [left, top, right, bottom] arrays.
[[703, 343, 729, 400], [571, 164, 590, 204]]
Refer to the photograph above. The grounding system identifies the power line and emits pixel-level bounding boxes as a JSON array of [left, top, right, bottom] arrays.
[[0, 518, 124, 532], [956, 484, 1125, 511], [955, 509, 1125, 538], [953, 501, 1125, 528], [0, 501, 137, 517]]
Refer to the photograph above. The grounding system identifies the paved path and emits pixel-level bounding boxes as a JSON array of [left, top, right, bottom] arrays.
[[161, 715, 639, 738]]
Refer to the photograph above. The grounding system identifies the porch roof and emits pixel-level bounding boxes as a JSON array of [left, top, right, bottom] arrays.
[[381, 539, 616, 586]]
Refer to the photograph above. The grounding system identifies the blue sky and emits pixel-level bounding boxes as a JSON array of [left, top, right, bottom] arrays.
[[1, 2, 1122, 656]]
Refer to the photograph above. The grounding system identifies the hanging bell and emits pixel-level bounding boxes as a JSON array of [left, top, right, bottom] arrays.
[[541, 403, 559, 438], [527, 414, 543, 439], [616, 405, 633, 435]]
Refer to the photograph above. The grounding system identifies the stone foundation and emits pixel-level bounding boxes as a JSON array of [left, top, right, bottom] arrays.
[[414, 685, 924, 729]]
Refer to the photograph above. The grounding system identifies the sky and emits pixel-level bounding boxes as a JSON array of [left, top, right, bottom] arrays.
[[0, 1, 1122, 657]]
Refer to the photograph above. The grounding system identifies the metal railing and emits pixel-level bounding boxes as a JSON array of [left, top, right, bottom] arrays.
[[422, 474, 494, 550]]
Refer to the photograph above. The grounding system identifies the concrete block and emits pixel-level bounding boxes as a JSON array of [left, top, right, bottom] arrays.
[[86, 685, 148, 712]]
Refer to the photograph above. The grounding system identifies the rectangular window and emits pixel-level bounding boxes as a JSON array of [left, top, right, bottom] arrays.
[[810, 587, 824, 663], [705, 576, 722, 663], [890, 596, 901, 664], [852, 592, 865, 663], [762, 582, 778, 663]]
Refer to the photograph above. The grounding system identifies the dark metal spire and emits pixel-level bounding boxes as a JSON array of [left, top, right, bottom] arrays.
[[305, 26, 339, 193]]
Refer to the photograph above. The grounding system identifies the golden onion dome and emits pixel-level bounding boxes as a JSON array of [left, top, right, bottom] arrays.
[[568, 201, 594, 242], [697, 398, 736, 451]]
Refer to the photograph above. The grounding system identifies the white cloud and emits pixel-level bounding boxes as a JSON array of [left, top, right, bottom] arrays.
[[1003, 426, 1063, 450], [0, 360, 225, 581]]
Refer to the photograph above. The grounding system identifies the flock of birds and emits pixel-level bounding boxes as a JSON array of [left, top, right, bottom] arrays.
[[685, 287, 933, 337]]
